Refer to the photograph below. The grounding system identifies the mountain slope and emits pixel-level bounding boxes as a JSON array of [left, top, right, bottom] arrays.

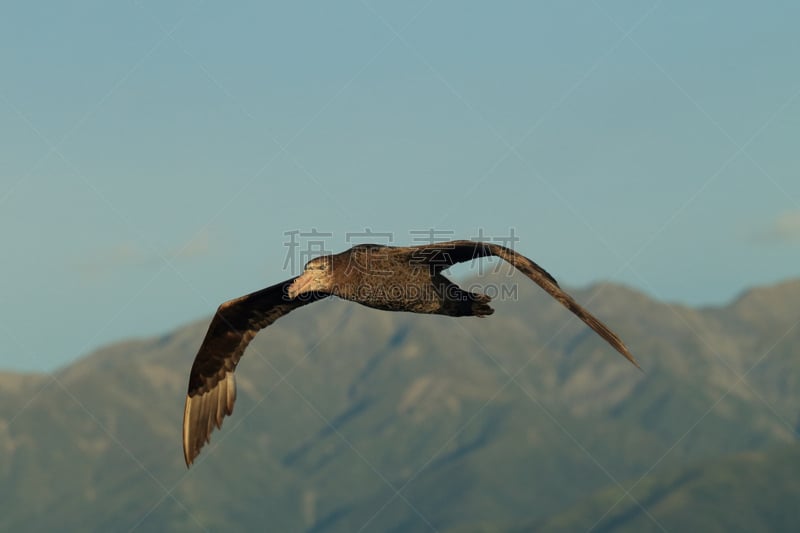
[[523, 443, 800, 533], [1, 275, 799, 532]]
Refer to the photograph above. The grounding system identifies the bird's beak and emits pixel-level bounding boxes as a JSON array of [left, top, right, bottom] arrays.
[[288, 271, 317, 299]]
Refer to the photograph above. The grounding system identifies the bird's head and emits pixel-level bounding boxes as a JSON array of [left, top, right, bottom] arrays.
[[288, 255, 334, 299]]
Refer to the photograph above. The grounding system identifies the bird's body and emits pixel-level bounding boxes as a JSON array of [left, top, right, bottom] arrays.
[[305, 244, 493, 316], [182, 240, 640, 466]]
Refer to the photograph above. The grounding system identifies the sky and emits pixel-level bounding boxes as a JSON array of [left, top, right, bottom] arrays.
[[1, 0, 799, 371]]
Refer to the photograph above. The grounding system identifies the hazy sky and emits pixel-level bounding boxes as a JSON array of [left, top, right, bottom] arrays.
[[2, 0, 799, 370]]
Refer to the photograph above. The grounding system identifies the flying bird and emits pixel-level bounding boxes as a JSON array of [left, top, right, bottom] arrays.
[[182, 240, 640, 466]]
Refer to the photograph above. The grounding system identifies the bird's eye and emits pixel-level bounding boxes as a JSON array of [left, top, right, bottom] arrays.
[[306, 259, 328, 271]]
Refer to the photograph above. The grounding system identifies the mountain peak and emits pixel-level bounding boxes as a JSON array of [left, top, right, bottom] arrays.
[[3, 277, 800, 532], [729, 279, 800, 323]]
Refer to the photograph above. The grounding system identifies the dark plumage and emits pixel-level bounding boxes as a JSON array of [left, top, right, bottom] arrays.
[[182, 240, 640, 466]]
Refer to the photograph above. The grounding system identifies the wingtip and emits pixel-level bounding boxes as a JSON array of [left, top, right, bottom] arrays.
[[623, 350, 644, 373], [183, 438, 195, 468], [182, 373, 238, 468]]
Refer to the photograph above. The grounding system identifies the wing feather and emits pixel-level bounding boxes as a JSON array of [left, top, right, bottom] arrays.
[[182, 278, 326, 466], [413, 240, 641, 370]]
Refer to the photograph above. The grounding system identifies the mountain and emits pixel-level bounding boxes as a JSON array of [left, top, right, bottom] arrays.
[[515, 443, 800, 533], [1, 273, 799, 532]]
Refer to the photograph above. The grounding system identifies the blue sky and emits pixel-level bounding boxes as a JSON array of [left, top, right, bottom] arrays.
[[1, 0, 799, 371]]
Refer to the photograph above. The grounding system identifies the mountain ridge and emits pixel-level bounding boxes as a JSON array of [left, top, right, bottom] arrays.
[[1, 276, 799, 531]]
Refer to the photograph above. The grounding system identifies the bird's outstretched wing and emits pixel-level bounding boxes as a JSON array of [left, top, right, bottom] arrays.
[[183, 279, 327, 466], [411, 240, 641, 370]]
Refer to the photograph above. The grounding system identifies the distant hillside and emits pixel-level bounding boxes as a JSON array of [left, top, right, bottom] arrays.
[[1, 274, 799, 532], [515, 443, 800, 533]]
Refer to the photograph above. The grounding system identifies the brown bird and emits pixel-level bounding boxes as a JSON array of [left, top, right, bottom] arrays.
[[182, 240, 640, 466]]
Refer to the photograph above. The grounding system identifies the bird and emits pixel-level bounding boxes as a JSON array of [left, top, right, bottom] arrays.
[[182, 240, 640, 466]]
